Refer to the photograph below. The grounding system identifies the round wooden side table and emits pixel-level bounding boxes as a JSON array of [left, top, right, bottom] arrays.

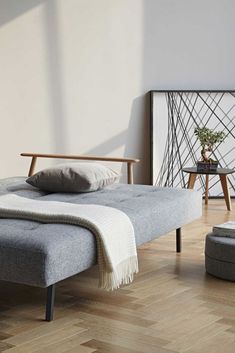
[[182, 167, 234, 211]]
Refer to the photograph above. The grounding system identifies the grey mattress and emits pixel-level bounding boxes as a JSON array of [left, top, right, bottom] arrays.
[[0, 177, 202, 287]]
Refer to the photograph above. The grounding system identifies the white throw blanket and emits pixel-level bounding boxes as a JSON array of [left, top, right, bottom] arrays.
[[0, 194, 138, 290]]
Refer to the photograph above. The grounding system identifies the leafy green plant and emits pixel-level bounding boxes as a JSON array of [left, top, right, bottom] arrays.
[[194, 127, 226, 163]]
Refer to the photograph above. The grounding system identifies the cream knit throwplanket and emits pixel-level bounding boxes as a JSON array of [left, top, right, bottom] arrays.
[[0, 194, 138, 290]]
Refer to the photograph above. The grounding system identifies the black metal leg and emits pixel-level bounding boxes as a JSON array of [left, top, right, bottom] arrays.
[[45, 284, 55, 321], [176, 228, 181, 253]]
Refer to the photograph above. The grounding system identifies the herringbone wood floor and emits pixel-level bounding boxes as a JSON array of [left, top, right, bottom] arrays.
[[0, 199, 235, 353]]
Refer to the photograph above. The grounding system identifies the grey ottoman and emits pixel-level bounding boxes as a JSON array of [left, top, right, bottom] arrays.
[[205, 232, 235, 281]]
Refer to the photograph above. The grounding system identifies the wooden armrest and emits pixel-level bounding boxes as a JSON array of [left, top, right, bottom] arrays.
[[21, 153, 140, 184]]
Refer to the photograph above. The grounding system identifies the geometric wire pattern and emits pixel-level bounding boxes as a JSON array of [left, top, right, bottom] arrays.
[[153, 91, 235, 197]]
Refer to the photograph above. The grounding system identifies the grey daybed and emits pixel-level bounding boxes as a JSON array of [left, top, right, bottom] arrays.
[[0, 153, 202, 321]]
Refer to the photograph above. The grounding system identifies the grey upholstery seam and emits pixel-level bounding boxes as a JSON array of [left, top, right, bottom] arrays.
[[0, 244, 46, 255]]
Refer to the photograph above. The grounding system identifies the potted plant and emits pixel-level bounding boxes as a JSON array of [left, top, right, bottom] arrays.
[[194, 127, 226, 171]]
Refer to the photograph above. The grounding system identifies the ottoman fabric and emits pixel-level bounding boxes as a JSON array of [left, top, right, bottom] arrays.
[[205, 232, 235, 281]]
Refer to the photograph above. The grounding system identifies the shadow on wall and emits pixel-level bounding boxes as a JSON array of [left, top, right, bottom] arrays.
[[1, 1, 150, 183], [85, 94, 150, 185], [44, 0, 68, 153], [122, 94, 150, 184], [0, 0, 44, 27], [1, 0, 68, 153], [85, 130, 128, 157]]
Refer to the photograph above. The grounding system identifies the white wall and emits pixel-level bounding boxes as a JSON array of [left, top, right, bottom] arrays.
[[0, 0, 234, 183]]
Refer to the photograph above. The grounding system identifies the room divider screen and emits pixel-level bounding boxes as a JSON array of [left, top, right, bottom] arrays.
[[150, 90, 235, 197]]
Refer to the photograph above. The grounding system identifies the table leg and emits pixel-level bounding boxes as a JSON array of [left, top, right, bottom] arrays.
[[205, 174, 209, 205], [187, 173, 197, 189], [219, 175, 232, 211]]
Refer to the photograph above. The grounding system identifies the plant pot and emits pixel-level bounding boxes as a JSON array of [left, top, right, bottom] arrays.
[[197, 161, 219, 172]]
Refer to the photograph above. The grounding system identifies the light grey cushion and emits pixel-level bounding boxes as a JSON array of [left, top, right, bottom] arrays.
[[205, 233, 235, 281], [0, 177, 202, 287], [26, 162, 120, 192]]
